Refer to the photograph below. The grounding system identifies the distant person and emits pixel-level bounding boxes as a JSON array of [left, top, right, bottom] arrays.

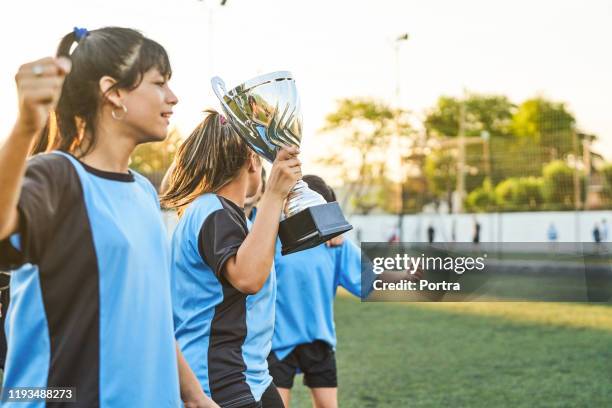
[[593, 223, 602, 243], [547, 223, 558, 242], [472, 218, 481, 244], [427, 224, 435, 243], [388, 225, 400, 243], [601, 219, 608, 242], [356, 227, 363, 242]]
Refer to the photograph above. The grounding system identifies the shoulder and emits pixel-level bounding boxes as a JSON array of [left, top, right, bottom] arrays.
[[196, 195, 248, 266], [187, 194, 225, 217], [27, 152, 75, 176], [179, 194, 226, 229], [342, 239, 359, 251], [332, 239, 360, 258], [130, 169, 159, 202], [23, 152, 79, 194], [198, 196, 248, 238]]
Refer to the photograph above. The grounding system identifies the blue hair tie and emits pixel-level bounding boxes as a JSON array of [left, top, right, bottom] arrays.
[[73, 26, 89, 42]]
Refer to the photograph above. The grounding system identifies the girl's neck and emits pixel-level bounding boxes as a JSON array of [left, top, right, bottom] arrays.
[[217, 171, 248, 208], [79, 121, 137, 173]]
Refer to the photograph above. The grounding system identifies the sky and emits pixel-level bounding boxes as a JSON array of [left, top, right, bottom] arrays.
[[1, 0, 611, 182]]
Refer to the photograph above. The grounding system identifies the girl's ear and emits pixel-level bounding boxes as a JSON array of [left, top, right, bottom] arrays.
[[247, 152, 259, 173], [99, 76, 124, 109]]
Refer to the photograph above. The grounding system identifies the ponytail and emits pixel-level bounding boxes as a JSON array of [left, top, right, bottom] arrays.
[[160, 109, 250, 215]]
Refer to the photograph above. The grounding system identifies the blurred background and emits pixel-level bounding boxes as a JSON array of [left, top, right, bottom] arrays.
[[4, 0, 610, 244], [1, 1, 611, 406]]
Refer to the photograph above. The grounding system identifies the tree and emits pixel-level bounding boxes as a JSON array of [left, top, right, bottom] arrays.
[[601, 163, 612, 201], [465, 178, 496, 212], [495, 177, 544, 211], [319, 98, 413, 214], [515, 177, 544, 210], [424, 94, 515, 138], [424, 94, 516, 192], [495, 178, 519, 209], [130, 127, 183, 190], [424, 149, 456, 210], [377, 175, 429, 214], [425, 95, 583, 194], [542, 160, 575, 209], [512, 97, 576, 160]]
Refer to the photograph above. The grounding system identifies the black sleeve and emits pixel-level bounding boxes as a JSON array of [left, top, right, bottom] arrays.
[[198, 209, 248, 277], [0, 154, 71, 270], [0, 285, 9, 369], [0, 239, 22, 270]]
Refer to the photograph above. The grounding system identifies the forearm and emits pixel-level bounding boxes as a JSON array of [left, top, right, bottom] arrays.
[[229, 192, 284, 292], [176, 343, 216, 407], [0, 123, 35, 239]]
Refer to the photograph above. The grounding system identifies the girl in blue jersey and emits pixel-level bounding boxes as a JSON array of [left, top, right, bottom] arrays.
[[0, 27, 215, 407], [268, 175, 362, 408], [161, 110, 300, 408]]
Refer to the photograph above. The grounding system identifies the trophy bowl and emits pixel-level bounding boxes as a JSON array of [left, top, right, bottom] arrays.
[[212, 71, 353, 255]]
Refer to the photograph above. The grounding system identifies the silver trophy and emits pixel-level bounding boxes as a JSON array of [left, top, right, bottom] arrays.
[[212, 71, 352, 255]]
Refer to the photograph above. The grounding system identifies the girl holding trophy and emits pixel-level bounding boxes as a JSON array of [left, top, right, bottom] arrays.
[[161, 109, 300, 408], [0, 27, 214, 407]]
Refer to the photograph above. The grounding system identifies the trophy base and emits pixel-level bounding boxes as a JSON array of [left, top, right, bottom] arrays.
[[278, 202, 353, 256]]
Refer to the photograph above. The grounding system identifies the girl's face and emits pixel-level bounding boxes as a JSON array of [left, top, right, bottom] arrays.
[[121, 68, 178, 143]]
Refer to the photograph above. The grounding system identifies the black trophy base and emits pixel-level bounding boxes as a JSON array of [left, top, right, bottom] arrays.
[[278, 202, 353, 256]]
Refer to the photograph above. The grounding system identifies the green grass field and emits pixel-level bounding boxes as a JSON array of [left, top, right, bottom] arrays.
[[290, 296, 612, 407]]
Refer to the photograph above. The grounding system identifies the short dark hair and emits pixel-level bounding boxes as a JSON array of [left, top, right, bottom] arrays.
[[302, 174, 336, 203]]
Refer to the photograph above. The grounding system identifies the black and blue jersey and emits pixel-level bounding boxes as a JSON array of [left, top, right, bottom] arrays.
[[0, 152, 180, 407], [171, 193, 276, 407]]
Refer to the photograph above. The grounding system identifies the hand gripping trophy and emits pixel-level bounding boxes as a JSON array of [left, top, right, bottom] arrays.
[[212, 71, 352, 255]]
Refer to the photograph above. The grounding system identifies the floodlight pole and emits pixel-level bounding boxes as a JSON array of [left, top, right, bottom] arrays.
[[198, 0, 229, 79], [394, 33, 409, 241], [456, 94, 467, 214]]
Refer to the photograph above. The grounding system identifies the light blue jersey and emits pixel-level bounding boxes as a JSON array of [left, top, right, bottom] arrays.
[[0, 152, 179, 407], [171, 193, 276, 406], [272, 241, 361, 360]]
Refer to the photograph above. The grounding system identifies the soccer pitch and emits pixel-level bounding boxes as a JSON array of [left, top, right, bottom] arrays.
[[291, 296, 612, 407]]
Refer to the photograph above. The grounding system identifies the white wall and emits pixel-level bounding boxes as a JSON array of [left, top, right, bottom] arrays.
[[347, 211, 612, 243], [164, 210, 612, 243]]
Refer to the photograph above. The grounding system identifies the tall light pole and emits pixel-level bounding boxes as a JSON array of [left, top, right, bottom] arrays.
[[394, 33, 409, 105], [394, 33, 409, 241], [456, 98, 466, 213], [198, 0, 229, 78]]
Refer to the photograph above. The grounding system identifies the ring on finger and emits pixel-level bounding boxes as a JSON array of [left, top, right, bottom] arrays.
[[32, 64, 44, 77]]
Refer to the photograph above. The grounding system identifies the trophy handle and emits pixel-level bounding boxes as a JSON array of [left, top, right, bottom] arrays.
[[211, 76, 248, 130]]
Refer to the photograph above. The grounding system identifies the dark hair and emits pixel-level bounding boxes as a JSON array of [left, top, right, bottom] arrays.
[[302, 175, 336, 203], [30, 120, 54, 155], [160, 109, 250, 215], [43, 27, 171, 156]]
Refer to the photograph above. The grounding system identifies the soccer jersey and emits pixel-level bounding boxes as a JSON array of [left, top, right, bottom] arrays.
[[171, 193, 276, 407], [0, 152, 180, 407], [271, 240, 362, 360]]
